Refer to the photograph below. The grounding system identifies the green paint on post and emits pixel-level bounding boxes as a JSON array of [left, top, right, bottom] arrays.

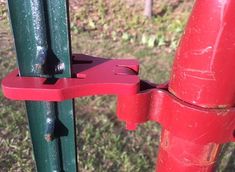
[[7, 0, 77, 171]]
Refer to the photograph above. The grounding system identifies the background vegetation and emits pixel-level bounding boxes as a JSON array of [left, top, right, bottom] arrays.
[[0, 0, 235, 171]]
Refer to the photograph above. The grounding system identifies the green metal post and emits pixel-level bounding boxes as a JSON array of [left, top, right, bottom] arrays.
[[7, 0, 77, 171]]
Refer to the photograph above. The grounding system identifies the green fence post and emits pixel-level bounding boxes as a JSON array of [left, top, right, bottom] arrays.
[[7, 0, 77, 171]]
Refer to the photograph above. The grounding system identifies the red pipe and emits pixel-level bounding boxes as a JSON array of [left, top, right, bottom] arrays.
[[169, 0, 235, 108], [157, 129, 222, 171], [157, 0, 235, 171]]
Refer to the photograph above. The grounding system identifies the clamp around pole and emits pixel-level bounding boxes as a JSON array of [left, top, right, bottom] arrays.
[[2, 54, 235, 144]]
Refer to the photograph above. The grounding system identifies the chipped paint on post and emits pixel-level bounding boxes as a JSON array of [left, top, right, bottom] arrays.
[[7, 0, 77, 171]]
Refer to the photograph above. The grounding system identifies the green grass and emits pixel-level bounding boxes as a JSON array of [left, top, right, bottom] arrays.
[[0, 0, 235, 172]]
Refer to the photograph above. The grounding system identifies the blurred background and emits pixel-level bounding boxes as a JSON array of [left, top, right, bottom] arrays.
[[0, 0, 235, 171]]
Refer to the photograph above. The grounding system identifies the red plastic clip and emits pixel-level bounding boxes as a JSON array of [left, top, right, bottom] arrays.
[[2, 54, 140, 101]]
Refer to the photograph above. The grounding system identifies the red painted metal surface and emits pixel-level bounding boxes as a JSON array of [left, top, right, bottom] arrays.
[[156, 0, 235, 171], [156, 129, 222, 172], [2, 54, 140, 101], [169, 0, 235, 108]]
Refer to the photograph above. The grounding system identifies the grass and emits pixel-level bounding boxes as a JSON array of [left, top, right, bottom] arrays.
[[0, 0, 235, 172]]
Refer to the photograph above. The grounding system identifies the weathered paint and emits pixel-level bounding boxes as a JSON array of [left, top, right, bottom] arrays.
[[169, 0, 235, 108], [157, 129, 222, 172], [159, 0, 235, 171], [7, 0, 77, 171]]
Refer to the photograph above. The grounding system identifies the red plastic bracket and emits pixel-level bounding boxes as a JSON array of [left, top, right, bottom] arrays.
[[2, 54, 235, 144], [2, 54, 140, 101]]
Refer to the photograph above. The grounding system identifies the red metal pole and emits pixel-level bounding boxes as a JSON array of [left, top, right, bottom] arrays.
[[157, 0, 235, 171]]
